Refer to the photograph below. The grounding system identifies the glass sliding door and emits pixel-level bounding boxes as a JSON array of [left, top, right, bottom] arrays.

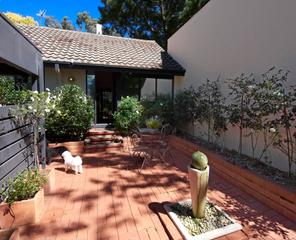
[[86, 73, 96, 124]]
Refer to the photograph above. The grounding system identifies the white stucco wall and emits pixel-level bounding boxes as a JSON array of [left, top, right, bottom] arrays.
[[167, 0, 296, 172], [45, 66, 86, 92]]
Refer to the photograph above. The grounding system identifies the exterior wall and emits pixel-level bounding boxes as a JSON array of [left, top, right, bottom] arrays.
[[167, 0, 296, 172], [0, 15, 42, 77], [45, 66, 86, 92]]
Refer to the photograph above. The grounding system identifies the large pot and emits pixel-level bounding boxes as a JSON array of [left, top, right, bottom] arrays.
[[188, 165, 210, 218], [40, 168, 55, 195], [0, 189, 44, 229]]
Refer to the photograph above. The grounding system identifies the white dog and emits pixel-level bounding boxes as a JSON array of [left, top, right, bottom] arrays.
[[61, 151, 83, 174]]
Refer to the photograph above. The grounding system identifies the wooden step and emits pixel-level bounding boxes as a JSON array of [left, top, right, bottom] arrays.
[[87, 129, 115, 136], [87, 135, 114, 142], [84, 142, 123, 152]]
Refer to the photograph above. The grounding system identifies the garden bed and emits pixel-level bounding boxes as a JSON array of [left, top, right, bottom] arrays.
[[169, 135, 296, 221], [164, 200, 241, 240]]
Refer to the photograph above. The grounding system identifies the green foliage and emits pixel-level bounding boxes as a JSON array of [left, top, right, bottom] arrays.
[[0, 76, 32, 105], [44, 16, 61, 28], [113, 96, 143, 136], [146, 117, 162, 129], [180, 0, 209, 24], [1, 170, 47, 205], [227, 73, 257, 155], [76, 11, 98, 33], [45, 85, 94, 142], [141, 94, 174, 125], [99, 0, 209, 49], [61, 16, 75, 30], [196, 79, 227, 143], [256, 68, 296, 176], [174, 87, 199, 124]]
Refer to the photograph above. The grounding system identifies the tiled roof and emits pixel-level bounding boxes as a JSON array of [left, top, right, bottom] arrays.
[[17, 25, 185, 74]]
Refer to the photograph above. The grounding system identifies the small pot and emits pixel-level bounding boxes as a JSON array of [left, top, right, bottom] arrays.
[[188, 165, 210, 218]]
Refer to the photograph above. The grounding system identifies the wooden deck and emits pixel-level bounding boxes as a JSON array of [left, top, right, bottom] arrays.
[[19, 148, 296, 240]]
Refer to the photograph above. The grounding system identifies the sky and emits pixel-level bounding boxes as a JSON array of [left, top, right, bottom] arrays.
[[0, 0, 103, 26]]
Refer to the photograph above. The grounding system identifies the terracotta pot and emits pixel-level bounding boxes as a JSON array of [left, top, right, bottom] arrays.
[[0, 228, 19, 240], [188, 165, 209, 218], [40, 168, 55, 195], [0, 189, 44, 229]]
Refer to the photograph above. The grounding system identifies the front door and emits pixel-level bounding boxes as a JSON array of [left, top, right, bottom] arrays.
[[96, 88, 113, 123]]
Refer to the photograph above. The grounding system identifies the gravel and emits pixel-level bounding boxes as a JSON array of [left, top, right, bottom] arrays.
[[170, 200, 232, 236]]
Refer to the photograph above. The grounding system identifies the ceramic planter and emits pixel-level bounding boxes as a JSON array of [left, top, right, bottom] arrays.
[[40, 168, 55, 195], [0, 189, 44, 229], [188, 165, 210, 218], [0, 228, 19, 240]]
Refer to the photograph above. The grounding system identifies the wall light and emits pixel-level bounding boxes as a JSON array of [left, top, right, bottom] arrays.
[[68, 76, 75, 82]]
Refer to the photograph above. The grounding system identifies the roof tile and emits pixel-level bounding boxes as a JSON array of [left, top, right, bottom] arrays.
[[17, 25, 184, 74]]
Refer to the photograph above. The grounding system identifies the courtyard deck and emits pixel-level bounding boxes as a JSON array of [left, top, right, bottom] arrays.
[[20, 148, 296, 240]]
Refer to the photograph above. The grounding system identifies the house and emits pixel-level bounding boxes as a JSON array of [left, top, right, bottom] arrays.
[[0, 13, 45, 189], [0, 14, 43, 91], [165, 0, 296, 172], [17, 25, 185, 124]]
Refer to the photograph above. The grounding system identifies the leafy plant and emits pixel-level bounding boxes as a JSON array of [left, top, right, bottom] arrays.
[[227, 73, 256, 156], [1, 170, 47, 205], [14, 89, 54, 168], [256, 68, 296, 177], [113, 96, 143, 136], [146, 117, 162, 129], [45, 85, 94, 142], [141, 94, 174, 125], [0, 76, 31, 105], [174, 87, 199, 126], [196, 79, 227, 144]]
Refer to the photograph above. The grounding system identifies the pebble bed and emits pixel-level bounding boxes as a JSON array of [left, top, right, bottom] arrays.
[[170, 200, 232, 236]]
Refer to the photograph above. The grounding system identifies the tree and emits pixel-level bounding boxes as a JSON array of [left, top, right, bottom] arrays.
[[258, 68, 296, 177], [227, 73, 256, 157], [180, 0, 209, 24], [196, 79, 227, 144], [44, 16, 61, 29], [76, 11, 98, 33], [4, 12, 37, 26], [61, 16, 75, 30], [98, 0, 209, 49]]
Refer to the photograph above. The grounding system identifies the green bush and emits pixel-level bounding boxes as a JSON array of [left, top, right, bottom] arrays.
[[140, 94, 174, 125], [146, 117, 162, 129], [45, 85, 94, 142], [174, 87, 199, 125], [0, 76, 31, 105], [113, 96, 143, 136], [1, 170, 47, 205]]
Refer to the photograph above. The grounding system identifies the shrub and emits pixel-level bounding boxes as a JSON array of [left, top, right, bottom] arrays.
[[140, 94, 174, 125], [146, 117, 162, 129], [0, 76, 32, 105], [113, 96, 143, 136], [1, 170, 47, 205], [45, 85, 94, 142], [174, 87, 199, 125]]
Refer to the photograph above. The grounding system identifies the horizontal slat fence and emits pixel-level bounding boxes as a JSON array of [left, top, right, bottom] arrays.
[[0, 105, 45, 190]]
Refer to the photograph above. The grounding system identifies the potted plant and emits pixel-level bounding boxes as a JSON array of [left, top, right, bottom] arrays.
[[0, 170, 47, 229], [0, 228, 19, 240], [188, 151, 209, 218]]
